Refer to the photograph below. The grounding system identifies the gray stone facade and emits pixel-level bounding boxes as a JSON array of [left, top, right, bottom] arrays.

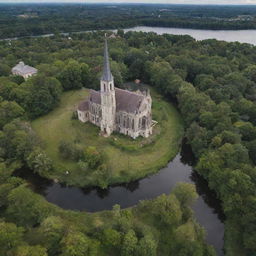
[[77, 39, 153, 139]]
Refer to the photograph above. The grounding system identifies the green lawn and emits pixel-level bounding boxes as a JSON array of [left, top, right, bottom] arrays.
[[32, 88, 184, 187]]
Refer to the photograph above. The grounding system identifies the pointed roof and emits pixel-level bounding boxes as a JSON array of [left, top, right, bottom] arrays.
[[101, 38, 113, 82]]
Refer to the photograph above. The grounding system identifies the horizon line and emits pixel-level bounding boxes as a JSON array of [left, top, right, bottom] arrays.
[[0, 1, 255, 5]]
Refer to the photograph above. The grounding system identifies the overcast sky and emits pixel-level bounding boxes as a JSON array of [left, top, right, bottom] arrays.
[[0, 0, 255, 4]]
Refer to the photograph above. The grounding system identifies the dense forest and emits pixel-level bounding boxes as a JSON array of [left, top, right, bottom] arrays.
[[1, 30, 256, 255], [1, 4, 256, 39]]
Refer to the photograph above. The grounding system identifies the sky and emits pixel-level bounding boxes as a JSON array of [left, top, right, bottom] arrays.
[[0, 0, 256, 4]]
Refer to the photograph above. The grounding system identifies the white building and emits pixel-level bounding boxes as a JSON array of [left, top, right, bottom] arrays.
[[12, 61, 38, 79], [77, 39, 153, 139]]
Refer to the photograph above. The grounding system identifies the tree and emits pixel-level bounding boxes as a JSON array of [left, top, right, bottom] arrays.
[[112, 204, 121, 218], [6, 185, 52, 227], [39, 216, 65, 255], [0, 77, 18, 100], [0, 163, 9, 183], [0, 181, 21, 207], [26, 148, 53, 175], [9, 75, 25, 85], [172, 183, 198, 208], [234, 121, 256, 141], [136, 235, 157, 256], [84, 146, 103, 169], [60, 231, 99, 256], [173, 222, 210, 256], [0, 63, 11, 76], [58, 141, 83, 161], [58, 60, 83, 90], [0, 221, 24, 255], [111, 61, 126, 87], [145, 60, 182, 96], [101, 228, 121, 250], [110, 47, 125, 62], [26, 75, 62, 118], [121, 229, 138, 256], [0, 100, 25, 128], [244, 65, 256, 83], [117, 29, 124, 37], [2, 120, 39, 161], [80, 63, 91, 87], [13, 245, 48, 256], [152, 194, 182, 226], [247, 139, 256, 164]]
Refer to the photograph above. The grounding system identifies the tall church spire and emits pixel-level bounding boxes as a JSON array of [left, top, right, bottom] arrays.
[[101, 37, 113, 82]]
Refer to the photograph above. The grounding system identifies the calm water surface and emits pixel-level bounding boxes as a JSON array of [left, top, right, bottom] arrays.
[[17, 142, 225, 256], [3, 26, 256, 45], [124, 26, 256, 45]]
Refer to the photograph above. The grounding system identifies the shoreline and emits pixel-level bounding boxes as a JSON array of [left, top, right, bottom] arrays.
[[2, 25, 256, 43]]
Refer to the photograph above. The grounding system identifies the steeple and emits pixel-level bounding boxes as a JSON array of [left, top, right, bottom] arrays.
[[101, 38, 113, 82], [100, 35, 116, 137]]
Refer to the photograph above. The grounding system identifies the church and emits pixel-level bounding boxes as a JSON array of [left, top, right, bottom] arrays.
[[77, 39, 153, 139]]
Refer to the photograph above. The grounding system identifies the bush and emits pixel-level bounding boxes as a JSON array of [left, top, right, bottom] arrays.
[[84, 146, 103, 169], [58, 141, 83, 161], [72, 111, 78, 120], [26, 147, 53, 175]]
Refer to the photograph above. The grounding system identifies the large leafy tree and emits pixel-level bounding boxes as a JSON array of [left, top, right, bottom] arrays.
[[58, 60, 83, 90], [0, 100, 25, 129], [0, 221, 24, 255]]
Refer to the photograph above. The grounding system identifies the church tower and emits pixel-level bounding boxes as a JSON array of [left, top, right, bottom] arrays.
[[100, 38, 116, 136]]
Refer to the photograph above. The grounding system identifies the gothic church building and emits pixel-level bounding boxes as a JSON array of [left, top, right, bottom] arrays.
[[77, 39, 153, 139]]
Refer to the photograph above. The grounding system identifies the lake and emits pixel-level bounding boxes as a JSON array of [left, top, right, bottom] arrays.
[[123, 26, 256, 45], [3, 26, 256, 45]]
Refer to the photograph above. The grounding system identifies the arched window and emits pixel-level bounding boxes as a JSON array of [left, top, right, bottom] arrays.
[[104, 84, 106, 91], [132, 119, 134, 130], [142, 116, 147, 129]]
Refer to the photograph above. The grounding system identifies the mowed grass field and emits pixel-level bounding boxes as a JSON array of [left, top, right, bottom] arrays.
[[32, 88, 184, 187]]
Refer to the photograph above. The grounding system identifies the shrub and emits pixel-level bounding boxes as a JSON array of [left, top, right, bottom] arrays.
[[58, 141, 83, 161], [26, 147, 53, 175], [84, 146, 103, 169]]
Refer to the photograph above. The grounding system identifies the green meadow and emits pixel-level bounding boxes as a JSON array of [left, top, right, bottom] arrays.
[[32, 88, 184, 187]]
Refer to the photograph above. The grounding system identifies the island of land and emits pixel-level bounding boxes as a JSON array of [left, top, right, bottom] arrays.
[[32, 87, 184, 187]]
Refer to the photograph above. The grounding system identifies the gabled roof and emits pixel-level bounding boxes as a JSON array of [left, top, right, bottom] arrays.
[[89, 89, 101, 104], [86, 87, 144, 114], [12, 61, 37, 75], [78, 100, 89, 111], [115, 88, 144, 113]]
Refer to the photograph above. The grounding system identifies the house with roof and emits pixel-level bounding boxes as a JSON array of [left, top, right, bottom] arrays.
[[11, 61, 38, 80], [77, 39, 153, 139]]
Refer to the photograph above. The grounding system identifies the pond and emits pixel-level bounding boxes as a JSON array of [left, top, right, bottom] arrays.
[[15, 141, 225, 256]]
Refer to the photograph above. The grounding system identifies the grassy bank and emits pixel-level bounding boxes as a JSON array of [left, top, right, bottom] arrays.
[[32, 88, 184, 187]]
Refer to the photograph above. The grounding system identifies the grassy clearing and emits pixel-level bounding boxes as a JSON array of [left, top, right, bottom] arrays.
[[32, 88, 184, 187]]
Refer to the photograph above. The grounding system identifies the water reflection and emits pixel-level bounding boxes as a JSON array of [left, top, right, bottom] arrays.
[[14, 141, 224, 255], [191, 171, 225, 222]]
